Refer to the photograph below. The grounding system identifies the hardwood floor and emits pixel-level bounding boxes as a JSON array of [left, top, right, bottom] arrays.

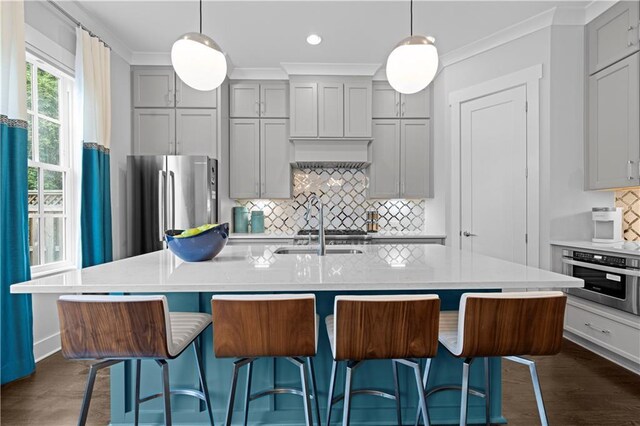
[[1, 339, 639, 425]]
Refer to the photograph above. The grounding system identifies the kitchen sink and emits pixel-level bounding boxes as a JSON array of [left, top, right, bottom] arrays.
[[274, 247, 364, 255]]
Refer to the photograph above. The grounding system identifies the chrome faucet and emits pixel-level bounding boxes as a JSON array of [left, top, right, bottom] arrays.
[[304, 194, 326, 256]]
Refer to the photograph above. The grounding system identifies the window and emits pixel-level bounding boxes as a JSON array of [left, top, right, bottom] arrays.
[[26, 55, 75, 274]]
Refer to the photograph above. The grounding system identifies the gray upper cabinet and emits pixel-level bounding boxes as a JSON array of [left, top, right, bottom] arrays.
[[402, 88, 431, 118], [368, 119, 431, 199], [260, 83, 289, 118], [318, 82, 344, 137], [372, 82, 400, 118], [176, 78, 217, 108], [588, 0, 640, 75], [372, 82, 430, 118], [230, 82, 289, 118], [401, 119, 431, 198], [176, 109, 217, 157], [290, 82, 318, 137], [134, 109, 175, 154], [230, 83, 260, 118], [133, 68, 175, 108], [587, 52, 640, 189], [344, 81, 372, 137], [369, 120, 401, 198], [229, 119, 261, 199], [260, 119, 291, 198]]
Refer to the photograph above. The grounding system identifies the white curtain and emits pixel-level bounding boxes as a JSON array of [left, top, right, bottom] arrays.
[[0, 0, 27, 121], [74, 27, 113, 268]]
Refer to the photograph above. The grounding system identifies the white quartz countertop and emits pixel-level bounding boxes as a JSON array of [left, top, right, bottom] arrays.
[[551, 240, 640, 256], [11, 243, 582, 294], [229, 232, 446, 240]]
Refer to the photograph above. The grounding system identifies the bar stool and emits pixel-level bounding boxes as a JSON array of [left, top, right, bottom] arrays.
[[211, 294, 320, 426], [325, 295, 441, 426], [57, 295, 214, 426], [418, 291, 566, 426]]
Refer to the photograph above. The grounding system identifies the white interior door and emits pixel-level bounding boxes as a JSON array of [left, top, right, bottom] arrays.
[[460, 85, 527, 264]]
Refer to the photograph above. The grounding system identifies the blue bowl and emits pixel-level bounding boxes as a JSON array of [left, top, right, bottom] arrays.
[[165, 223, 229, 262]]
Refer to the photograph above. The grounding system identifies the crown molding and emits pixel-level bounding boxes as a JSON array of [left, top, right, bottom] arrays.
[[54, 1, 133, 63], [281, 62, 381, 76], [130, 52, 171, 66], [584, 0, 618, 24], [440, 8, 557, 68], [228, 67, 288, 80]]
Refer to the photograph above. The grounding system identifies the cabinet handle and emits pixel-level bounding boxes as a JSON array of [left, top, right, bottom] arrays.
[[584, 322, 610, 334], [255, 101, 260, 115], [396, 101, 400, 117], [175, 141, 180, 155], [261, 101, 265, 115], [402, 102, 406, 117], [628, 160, 635, 180]]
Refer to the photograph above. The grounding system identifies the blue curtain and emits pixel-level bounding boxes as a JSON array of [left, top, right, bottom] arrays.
[[81, 143, 112, 268], [0, 115, 35, 384]]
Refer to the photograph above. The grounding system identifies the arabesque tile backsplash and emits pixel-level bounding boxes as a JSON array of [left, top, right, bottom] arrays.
[[616, 189, 640, 240], [235, 168, 425, 235]]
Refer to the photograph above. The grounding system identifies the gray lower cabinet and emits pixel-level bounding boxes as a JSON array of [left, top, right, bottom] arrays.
[[369, 119, 431, 198], [230, 118, 291, 199], [587, 52, 640, 189], [176, 109, 217, 157], [587, 0, 640, 75], [134, 108, 175, 155]]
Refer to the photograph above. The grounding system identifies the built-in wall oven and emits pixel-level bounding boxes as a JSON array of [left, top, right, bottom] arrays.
[[562, 249, 640, 315]]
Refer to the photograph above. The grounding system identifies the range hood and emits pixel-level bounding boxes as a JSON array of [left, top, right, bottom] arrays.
[[290, 138, 372, 169]]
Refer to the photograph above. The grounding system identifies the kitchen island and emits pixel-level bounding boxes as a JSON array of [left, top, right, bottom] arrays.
[[12, 244, 582, 425]]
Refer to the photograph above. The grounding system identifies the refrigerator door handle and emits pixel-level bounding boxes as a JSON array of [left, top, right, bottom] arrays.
[[169, 170, 176, 231], [158, 170, 167, 242]]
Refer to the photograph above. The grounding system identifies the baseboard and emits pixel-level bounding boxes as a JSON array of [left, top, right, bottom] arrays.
[[564, 331, 640, 375], [34, 332, 61, 362]]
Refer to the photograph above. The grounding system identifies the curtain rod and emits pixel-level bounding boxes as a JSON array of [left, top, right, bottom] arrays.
[[46, 0, 111, 50]]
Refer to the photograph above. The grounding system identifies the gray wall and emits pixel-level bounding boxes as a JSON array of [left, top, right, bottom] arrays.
[[427, 26, 612, 269]]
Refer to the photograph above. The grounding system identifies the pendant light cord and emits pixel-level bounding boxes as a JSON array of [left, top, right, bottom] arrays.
[[199, 0, 203, 33], [410, 0, 413, 36]]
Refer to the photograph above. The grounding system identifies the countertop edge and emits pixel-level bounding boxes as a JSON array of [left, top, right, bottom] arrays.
[[551, 240, 640, 256]]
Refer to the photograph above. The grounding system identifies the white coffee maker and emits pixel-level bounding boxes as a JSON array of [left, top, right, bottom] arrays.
[[592, 207, 623, 244]]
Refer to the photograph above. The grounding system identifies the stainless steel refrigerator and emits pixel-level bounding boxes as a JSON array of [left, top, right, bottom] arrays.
[[126, 155, 218, 257]]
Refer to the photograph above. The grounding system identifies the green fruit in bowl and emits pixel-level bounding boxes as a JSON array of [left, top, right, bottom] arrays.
[[174, 223, 219, 238]]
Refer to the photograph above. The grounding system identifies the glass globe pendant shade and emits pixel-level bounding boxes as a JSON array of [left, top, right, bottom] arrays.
[[386, 35, 438, 94], [171, 32, 227, 91]]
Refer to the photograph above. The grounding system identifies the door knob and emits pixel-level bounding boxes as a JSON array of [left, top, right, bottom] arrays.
[[463, 231, 477, 237]]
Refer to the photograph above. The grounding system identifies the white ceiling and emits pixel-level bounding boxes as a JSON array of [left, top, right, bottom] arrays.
[[74, 0, 593, 69]]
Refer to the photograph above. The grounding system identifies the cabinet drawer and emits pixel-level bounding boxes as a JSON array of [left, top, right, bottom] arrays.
[[565, 301, 640, 362]]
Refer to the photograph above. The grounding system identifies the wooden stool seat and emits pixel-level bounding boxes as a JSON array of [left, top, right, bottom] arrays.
[[417, 291, 567, 426], [212, 294, 320, 426], [57, 295, 214, 426], [325, 295, 441, 426]]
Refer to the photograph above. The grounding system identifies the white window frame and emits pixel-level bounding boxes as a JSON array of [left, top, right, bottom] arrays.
[[26, 52, 77, 277]]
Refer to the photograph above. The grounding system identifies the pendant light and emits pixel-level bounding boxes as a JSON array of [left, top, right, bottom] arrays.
[[385, 0, 438, 94], [171, 0, 227, 91]]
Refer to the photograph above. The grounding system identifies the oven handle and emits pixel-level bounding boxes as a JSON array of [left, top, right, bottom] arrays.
[[561, 258, 640, 277]]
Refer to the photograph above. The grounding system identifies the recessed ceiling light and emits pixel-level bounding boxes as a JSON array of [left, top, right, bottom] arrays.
[[306, 34, 322, 45]]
